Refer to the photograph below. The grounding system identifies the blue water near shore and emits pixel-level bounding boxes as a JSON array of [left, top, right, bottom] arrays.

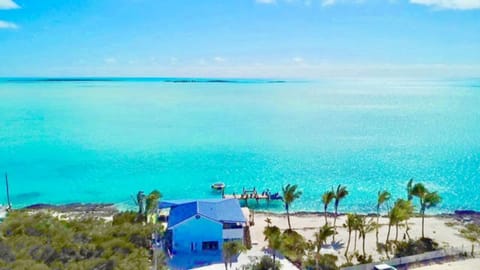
[[1, 78, 479, 213]]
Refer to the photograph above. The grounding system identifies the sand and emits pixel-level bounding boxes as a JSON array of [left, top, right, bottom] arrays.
[[250, 212, 478, 267]]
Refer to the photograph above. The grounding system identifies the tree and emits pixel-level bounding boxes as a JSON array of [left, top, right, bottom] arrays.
[[281, 184, 302, 231], [385, 199, 413, 258], [411, 183, 442, 238], [264, 225, 282, 269], [321, 189, 335, 226], [313, 225, 335, 268], [333, 185, 348, 242], [357, 216, 376, 258], [343, 213, 357, 261], [460, 224, 480, 257], [397, 199, 414, 241], [247, 255, 282, 270], [280, 230, 307, 264], [406, 179, 414, 201], [0, 211, 164, 270], [145, 190, 162, 224], [376, 190, 391, 245], [223, 241, 245, 270]]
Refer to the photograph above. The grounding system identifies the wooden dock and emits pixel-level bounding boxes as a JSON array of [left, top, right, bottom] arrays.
[[221, 187, 282, 206], [223, 194, 270, 200]]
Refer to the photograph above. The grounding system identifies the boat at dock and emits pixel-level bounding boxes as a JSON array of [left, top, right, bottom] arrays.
[[211, 182, 225, 191], [223, 187, 283, 204]]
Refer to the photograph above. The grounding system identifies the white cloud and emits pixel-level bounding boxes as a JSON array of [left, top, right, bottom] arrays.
[[292, 57, 305, 63], [321, 0, 337, 6], [0, 20, 18, 29], [104, 57, 117, 64], [410, 0, 480, 10], [0, 0, 19, 9], [213, 56, 226, 63], [256, 0, 276, 4]]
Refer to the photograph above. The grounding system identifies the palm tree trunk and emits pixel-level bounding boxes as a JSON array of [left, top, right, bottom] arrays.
[[345, 230, 351, 260], [362, 235, 366, 258], [395, 223, 399, 242], [421, 210, 425, 238], [471, 244, 475, 257], [376, 210, 380, 245], [405, 220, 410, 240], [324, 205, 328, 226], [385, 223, 391, 258], [333, 206, 337, 242], [354, 230, 357, 251], [287, 208, 292, 230]]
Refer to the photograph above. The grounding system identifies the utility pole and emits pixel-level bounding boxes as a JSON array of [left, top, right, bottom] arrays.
[[5, 173, 11, 210]]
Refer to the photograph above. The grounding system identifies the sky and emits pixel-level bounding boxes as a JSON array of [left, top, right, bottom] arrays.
[[0, 0, 479, 78]]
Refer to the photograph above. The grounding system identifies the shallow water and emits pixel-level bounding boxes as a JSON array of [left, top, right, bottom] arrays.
[[1, 78, 479, 213]]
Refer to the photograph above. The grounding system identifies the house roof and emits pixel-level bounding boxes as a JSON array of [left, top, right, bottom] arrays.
[[160, 199, 246, 228]]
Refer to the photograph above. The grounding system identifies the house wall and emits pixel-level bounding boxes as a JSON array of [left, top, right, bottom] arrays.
[[223, 228, 244, 240], [171, 215, 223, 253]]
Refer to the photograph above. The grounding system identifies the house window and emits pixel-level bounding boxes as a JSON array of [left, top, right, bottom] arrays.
[[223, 223, 242, 229], [202, 241, 219, 250]]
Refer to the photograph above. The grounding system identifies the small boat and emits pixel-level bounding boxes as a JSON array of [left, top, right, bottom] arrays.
[[211, 182, 225, 191]]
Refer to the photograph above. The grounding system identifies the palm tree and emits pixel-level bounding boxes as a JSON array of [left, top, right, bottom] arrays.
[[358, 216, 376, 258], [333, 185, 348, 241], [394, 199, 414, 241], [145, 190, 162, 223], [265, 217, 272, 227], [223, 241, 245, 270], [411, 183, 442, 238], [313, 224, 334, 269], [280, 230, 307, 264], [314, 224, 335, 253], [282, 184, 302, 231], [405, 179, 416, 239], [343, 213, 357, 260], [135, 191, 146, 215], [385, 199, 412, 258], [406, 179, 414, 201], [460, 224, 480, 257], [376, 190, 391, 245], [321, 189, 335, 226], [264, 225, 282, 269], [352, 214, 361, 253]]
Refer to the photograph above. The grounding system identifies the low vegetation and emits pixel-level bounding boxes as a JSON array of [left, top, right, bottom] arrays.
[[0, 210, 166, 270]]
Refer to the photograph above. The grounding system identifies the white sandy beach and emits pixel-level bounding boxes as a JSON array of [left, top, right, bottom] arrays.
[[250, 212, 479, 268]]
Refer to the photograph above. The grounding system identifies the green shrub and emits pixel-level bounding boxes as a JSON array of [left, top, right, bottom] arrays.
[[0, 210, 166, 269], [248, 255, 282, 270], [394, 238, 439, 258]]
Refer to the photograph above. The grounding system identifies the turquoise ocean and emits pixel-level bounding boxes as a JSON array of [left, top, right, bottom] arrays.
[[1, 78, 479, 213]]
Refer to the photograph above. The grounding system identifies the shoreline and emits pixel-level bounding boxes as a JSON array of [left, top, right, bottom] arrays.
[[14, 202, 480, 227], [254, 209, 480, 224], [19, 202, 480, 219]]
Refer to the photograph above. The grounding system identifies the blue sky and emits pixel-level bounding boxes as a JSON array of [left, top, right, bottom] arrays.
[[0, 0, 479, 78]]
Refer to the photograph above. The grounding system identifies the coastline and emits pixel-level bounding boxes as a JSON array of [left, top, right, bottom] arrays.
[[14, 202, 480, 268], [20, 202, 480, 223]]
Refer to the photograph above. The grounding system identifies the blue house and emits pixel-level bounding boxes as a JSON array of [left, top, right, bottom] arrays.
[[160, 199, 247, 256]]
